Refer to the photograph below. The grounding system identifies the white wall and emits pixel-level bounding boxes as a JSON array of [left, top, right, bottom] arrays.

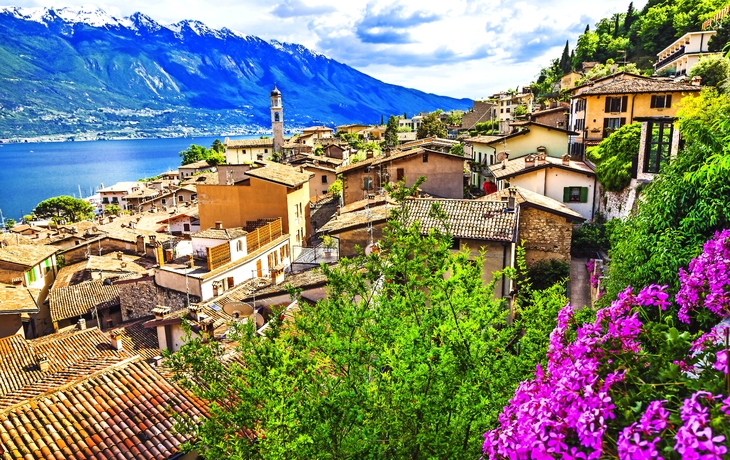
[[508, 166, 596, 219]]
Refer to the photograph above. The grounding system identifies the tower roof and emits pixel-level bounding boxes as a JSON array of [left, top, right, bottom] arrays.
[[271, 84, 281, 97]]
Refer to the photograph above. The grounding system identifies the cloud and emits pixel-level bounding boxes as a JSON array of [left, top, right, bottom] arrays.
[[354, 3, 440, 44], [270, 0, 336, 18]]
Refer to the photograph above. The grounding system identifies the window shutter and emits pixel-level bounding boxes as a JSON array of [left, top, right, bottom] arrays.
[[620, 117, 626, 127], [563, 187, 571, 202], [603, 118, 609, 130], [621, 96, 628, 112], [580, 187, 589, 203], [604, 98, 610, 112], [650, 95, 656, 108], [666, 95, 672, 108]]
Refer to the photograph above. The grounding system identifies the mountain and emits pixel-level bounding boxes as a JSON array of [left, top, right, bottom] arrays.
[[0, 6, 471, 140]]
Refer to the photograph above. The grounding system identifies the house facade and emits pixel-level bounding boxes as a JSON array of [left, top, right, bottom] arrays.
[[224, 138, 276, 164], [98, 182, 142, 211], [655, 31, 718, 77]]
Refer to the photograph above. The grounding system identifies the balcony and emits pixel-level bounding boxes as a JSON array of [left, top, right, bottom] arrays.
[[655, 46, 685, 71]]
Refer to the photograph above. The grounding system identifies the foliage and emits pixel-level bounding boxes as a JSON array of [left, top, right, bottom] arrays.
[[313, 145, 324, 156], [708, 15, 730, 52], [166, 180, 568, 459], [449, 143, 464, 156], [572, 219, 612, 257], [339, 132, 364, 150], [320, 234, 336, 249], [179, 143, 225, 166], [34, 196, 94, 223], [384, 115, 399, 149], [445, 110, 463, 125], [559, 40, 572, 73], [22, 215, 32, 223], [4, 218, 15, 229], [575, 62, 641, 86], [327, 178, 342, 197], [688, 54, 730, 88], [210, 138, 225, 154], [513, 105, 528, 117], [525, 258, 570, 292], [104, 204, 121, 216], [587, 122, 641, 192], [603, 89, 730, 301], [416, 112, 447, 139]]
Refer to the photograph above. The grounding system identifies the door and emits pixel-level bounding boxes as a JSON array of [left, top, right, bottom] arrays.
[[183, 223, 190, 232], [256, 259, 263, 278]]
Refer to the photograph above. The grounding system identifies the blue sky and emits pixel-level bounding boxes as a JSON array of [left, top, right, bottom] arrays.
[[12, 0, 646, 99]]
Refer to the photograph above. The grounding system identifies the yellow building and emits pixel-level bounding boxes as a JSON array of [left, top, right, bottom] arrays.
[[569, 75, 701, 156]]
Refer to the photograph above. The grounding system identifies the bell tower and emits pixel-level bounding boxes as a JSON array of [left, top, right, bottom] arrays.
[[270, 84, 283, 154]]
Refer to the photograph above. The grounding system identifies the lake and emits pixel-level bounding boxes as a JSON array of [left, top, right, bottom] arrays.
[[0, 136, 257, 221]]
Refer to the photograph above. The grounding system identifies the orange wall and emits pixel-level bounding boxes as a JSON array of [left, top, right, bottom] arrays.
[[198, 180, 289, 232]]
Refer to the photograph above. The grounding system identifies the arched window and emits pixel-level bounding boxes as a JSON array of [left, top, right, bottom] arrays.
[[274, 112, 280, 122], [236, 240, 243, 252]]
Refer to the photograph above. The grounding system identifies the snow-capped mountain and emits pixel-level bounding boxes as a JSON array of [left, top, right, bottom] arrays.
[[0, 6, 470, 139]]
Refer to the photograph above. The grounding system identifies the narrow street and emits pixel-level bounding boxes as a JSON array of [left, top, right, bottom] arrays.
[[570, 256, 592, 309]]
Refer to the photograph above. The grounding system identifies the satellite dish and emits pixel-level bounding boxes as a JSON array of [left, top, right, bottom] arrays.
[[223, 301, 254, 319], [496, 152, 506, 162]]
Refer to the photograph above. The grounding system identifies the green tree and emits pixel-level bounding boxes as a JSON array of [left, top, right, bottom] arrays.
[[689, 53, 730, 88], [708, 15, 730, 52], [5, 218, 15, 230], [559, 40, 571, 74], [179, 144, 210, 165], [327, 178, 342, 197], [513, 105, 528, 117], [587, 122, 642, 192], [384, 115, 399, 149], [416, 112, 447, 139], [625, 1, 637, 31], [34, 196, 94, 223], [22, 215, 32, 223], [104, 204, 121, 216], [449, 143, 464, 156], [165, 181, 567, 459], [210, 139, 225, 154], [445, 110, 463, 126]]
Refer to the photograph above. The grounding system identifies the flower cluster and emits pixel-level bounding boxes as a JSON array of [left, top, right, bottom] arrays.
[[677, 229, 730, 323], [586, 259, 600, 289], [482, 286, 652, 459], [675, 391, 728, 459], [617, 400, 669, 460]]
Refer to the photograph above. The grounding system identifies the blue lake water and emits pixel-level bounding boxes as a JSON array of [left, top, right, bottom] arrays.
[[0, 136, 256, 220]]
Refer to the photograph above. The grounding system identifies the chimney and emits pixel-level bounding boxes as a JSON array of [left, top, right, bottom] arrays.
[[152, 305, 171, 319], [507, 187, 517, 211], [502, 152, 509, 169], [37, 353, 49, 372], [110, 329, 124, 351], [215, 221, 223, 230], [78, 318, 86, 330], [366, 149, 374, 159], [691, 75, 702, 86], [524, 154, 536, 168], [336, 206, 341, 216], [537, 152, 547, 165], [385, 148, 391, 158], [188, 304, 204, 322], [562, 153, 571, 166], [116, 251, 123, 260]]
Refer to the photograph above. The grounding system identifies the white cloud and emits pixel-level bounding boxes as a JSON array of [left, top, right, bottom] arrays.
[[14, 0, 647, 98]]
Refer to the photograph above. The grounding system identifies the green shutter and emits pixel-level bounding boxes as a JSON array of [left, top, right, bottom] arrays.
[[580, 187, 589, 203], [563, 187, 571, 202]]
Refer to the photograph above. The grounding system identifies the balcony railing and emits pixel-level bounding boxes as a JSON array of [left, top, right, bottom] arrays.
[[655, 45, 685, 70]]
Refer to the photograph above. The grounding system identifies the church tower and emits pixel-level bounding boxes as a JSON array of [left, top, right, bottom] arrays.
[[270, 84, 283, 154]]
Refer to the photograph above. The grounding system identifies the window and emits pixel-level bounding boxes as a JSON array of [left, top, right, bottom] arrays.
[[236, 240, 243, 252], [574, 118, 585, 131], [603, 117, 626, 138], [574, 99, 586, 112], [605, 96, 628, 113], [500, 108, 504, 113], [422, 153, 429, 162], [274, 112, 280, 122], [506, 108, 510, 113], [650, 95, 672, 109], [178, 195, 184, 202], [397, 168, 405, 181], [363, 176, 373, 190], [161, 198, 167, 205], [644, 122, 674, 174], [563, 186, 589, 203], [264, 149, 268, 154], [321, 175, 328, 184]]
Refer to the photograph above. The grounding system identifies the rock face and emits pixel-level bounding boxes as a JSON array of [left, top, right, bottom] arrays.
[[0, 6, 471, 139]]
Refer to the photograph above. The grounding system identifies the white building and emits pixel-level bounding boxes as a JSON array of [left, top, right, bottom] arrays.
[[655, 31, 718, 77], [98, 182, 142, 211]]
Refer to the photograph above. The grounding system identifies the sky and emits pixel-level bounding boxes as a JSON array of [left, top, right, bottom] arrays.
[[11, 0, 646, 99]]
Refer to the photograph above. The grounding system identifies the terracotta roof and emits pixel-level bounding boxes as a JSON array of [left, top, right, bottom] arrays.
[[116, 319, 161, 360], [143, 305, 234, 338], [226, 138, 275, 148], [480, 186, 586, 222], [0, 328, 132, 408], [192, 227, 247, 240], [0, 358, 207, 459], [403, 198, 518, 242], [53, 260, 93, 289], [48, 278, 123, 323], [488, 155, 595, 180], [302, 162, 337, 173], [0, 284, 40, 315], [244, 162, 311, 187], [465, 135, 503, 144], [319, 205, 391, 234], [85, 255, 150, 276], [578, 78, 702, 96], [182, 172, 219, 185], [0, 244, 56, 268], [179, 160, 213, 169], [124, 187, 160, 199], [337, 145, 463, 174]]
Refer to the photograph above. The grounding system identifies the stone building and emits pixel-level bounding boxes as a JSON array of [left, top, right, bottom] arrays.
[[461, 100, 496, 130]]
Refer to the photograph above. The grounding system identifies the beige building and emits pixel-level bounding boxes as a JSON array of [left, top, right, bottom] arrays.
[[0, 283, 40, 338], [655, 31, 717, 77], [224, 138, 275, 164], [302, 162, 338, 199]]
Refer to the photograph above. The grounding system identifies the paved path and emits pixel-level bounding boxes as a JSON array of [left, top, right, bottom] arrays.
[[570, 257, 592, 309]]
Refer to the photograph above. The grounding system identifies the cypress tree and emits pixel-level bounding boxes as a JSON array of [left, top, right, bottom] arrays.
[[613, 14, 620, 38], [584, 24, 590, 34], [625, 2, 636, 31], [559, 40, 571, 74]]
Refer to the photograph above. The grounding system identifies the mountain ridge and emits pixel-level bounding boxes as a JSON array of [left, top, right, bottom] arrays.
[[0, 6, 471, 140]]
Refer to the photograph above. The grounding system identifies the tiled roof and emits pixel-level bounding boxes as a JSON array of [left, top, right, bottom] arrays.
[[179, 160, 212, 169], [225, 138, 275, 148], [488, 155, 595, 180], [117, 319, 161, 360], [192, 227, 247, 240], [53, 260, 94, 289], [403, 198, 518, 242], [245, 162, 311, 187], [0, 244, 56, 268], [143, 305, 234, 339], [182, 172, 219, 185], [0, 358, 207, 459], [337, 145, 463, 174], [578, 78, 702, 96], [48, 279, 123, 323], [0, 284, 39, 315], [480, 186, 586, 222], [319, 205, 391, 234], [0, 328, 132, 408], [85, 255, 150, 276]]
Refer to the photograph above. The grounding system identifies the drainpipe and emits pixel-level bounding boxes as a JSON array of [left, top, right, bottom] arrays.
[[629, 94, 637, 124], [591, 175, 597, 220]]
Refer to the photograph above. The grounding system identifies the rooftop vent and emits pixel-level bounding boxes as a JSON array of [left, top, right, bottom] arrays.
[[215, 221, 223, 230], [37, 353, 49, 372], [110, 329, 124, 351], [152, 305, 171, 319]]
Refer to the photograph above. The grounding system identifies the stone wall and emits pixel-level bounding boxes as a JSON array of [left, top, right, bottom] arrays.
[[462, 101, 495, 130], [518, 206, 573, 265], [118, 276, 200, 322], [310, 196, 340, 239], [600, 181, 638, 220]]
